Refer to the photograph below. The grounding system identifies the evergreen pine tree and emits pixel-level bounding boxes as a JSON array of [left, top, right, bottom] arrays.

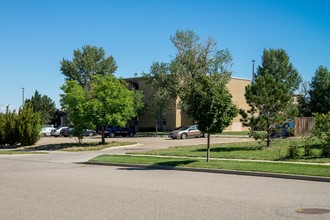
[[17, 103, 41, 146], [4, 106, 17, 146], [242, 49, 301, 147]]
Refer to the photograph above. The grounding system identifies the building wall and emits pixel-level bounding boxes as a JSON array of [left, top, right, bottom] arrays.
[[125, 76, 251, 131], [225, 77, 251, 131]]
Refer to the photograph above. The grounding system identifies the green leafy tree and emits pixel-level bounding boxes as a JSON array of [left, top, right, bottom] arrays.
[[61, 74, 140, 144], [312, 112, 330, 157], [25, 90, 57, 125], [170, 30, 233, 91], [60, 45, 117, 90], [241, 49, 301, 147], [60, 45, 123, 143], [297, 81, 311, 116], [180, 74, 238, 162], [309, 66, 330, 114], [16, 103, 41, 146], [87, 74, 139, 144], [143, 62, 178, 132], [60, 80, 92, 143], [170, 30, 237, 161]]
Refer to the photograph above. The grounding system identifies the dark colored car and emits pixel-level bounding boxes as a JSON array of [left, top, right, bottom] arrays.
[[60, 127, 73, 137], [271, 121, 294, 138], [104, 126, 135, 138], [60, 128, 97, 137]]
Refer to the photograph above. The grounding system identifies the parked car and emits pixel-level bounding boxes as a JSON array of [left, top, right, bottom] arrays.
[[168, 125, 207, 139], [51, 126, 69, 137], [83, 129, 97, 136], [270, 121, 294, 138], [104, 126, 135, 138], [60, 128, 97, 137], [60, 127, 73, 137], [40, 127, 55, 136]]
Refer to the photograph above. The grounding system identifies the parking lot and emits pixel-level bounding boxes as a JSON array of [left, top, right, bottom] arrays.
[[36, 134, 253, 153]]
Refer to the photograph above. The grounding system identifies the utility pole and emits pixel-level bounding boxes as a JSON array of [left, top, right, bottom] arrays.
[[252, 60, 255, 82], [22, 87, 25, 106]]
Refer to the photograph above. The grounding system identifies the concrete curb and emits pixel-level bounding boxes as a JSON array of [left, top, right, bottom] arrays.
[[78, 161, 330, 183]]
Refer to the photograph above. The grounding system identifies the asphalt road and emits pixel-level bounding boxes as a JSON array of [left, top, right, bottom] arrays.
[[1, 136, 329, 219]]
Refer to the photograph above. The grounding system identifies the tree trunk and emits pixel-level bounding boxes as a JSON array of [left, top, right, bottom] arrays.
[[101, 125, 105, 144], [207, 132, 210, 162]]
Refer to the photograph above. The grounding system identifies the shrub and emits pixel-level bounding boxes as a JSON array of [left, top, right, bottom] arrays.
[[302, 136, 314, 157], [4, 107, 18, 146], [286, 141, 299, 159], [312, 112, 330, 157], [16, 103, 41, 146], [0, 113, 4, 145]]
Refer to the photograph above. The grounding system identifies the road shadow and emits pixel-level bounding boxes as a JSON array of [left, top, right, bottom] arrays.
[[117, 159, 197, 171]]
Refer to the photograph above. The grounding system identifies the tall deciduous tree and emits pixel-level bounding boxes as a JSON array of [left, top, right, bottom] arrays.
[[171, 30, 237, 162], [25, 90, 56, 125], [61, 74, 141, 144], [309, 65, 330, 114], [242, 48, 301, 147], [86, 74, 139, 144], [143, 62, 178, 132], [60, 45, 117, 90]]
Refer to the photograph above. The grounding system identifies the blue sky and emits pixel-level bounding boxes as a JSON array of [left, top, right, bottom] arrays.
[[0, 0, 329, 111]]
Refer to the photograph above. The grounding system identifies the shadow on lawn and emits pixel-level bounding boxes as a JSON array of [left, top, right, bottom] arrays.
[[20, 142, 104, 151], [194, 146, 263, 153], [118, 159, 198, 171]]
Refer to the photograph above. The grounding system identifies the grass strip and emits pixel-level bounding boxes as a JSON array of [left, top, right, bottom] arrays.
[[0, 150, 45, 155], [132, 139, 330, 163], [89, 155, 330, 177]]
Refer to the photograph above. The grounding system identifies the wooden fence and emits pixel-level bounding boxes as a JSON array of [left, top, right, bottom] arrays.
[[294, 117, 314, 136]]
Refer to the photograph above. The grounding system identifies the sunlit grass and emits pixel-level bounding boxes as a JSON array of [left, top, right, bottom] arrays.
[[90, 155, 330, 177], [132, 138, 330, 163]]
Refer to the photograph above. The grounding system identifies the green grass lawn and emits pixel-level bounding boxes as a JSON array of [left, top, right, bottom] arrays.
[[132, 138, 330, 163], [0, 150, 45, 155], [89, 155, 330, 177], [220, 131, 250, 135]]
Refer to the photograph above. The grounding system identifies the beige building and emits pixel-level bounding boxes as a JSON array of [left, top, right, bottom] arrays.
[[125, 76, 251, 131]]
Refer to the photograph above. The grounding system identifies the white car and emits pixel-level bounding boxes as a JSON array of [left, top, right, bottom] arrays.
[[40, 127, 55, 137], [50, 126, 68, 137]]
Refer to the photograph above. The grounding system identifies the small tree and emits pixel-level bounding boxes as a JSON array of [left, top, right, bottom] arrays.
[[241, 49, 301, 147], [312, 112, 330, 157], [309, 66, 330, 114], [170, 30, 236, 161], [16, 103, 41, 146], [61, 74, 141, 144], [180, 74, 238, 161], [4, 106, 17, 146], [60, 80, 92, 143], [87, 74, 140, 144]]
